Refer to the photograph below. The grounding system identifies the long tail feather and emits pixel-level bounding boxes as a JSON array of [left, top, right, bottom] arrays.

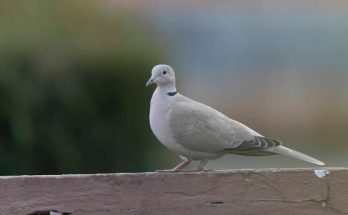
[[267, 145, 325, 166]]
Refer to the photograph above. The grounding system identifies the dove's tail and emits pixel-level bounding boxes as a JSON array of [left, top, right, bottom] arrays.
[[267, 145, 325, 166]]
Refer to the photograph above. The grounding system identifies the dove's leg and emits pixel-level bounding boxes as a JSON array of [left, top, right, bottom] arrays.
[[196, 160, 209, 171], [155, 159, 191, 172], [172, 159, 191, 171]]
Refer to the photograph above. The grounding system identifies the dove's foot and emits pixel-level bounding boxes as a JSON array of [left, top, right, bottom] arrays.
[[194, 167, 213, 172], [194, 169, 213, 172], [155, 169, 178, 173], [194, 160, 209, 172], [156, 159, 191, 172]]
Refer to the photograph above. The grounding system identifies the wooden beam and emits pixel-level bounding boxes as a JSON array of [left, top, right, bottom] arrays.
[[0, 168, 347, 215]]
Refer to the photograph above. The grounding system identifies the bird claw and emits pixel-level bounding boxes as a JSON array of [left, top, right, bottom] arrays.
[[155, 169, 182, 173], [194, 168, 212, 172]]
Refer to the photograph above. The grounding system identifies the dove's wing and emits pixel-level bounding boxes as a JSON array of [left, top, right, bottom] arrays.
[[169, 94, 264, 154], [224, 136, 282, 156], [167, 94, 325, 165]]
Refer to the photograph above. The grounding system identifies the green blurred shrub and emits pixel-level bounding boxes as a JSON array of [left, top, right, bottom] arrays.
[[0, 1, 163, 174]]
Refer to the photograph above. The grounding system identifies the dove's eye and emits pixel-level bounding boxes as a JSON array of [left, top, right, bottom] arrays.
[[163, 71, 167, 75]]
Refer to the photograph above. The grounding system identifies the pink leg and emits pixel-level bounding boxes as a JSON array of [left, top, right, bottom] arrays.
[[172, 159, 191, 171], [196, 160, 209, 171]]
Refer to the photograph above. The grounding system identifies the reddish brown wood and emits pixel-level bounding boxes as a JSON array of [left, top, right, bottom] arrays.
[[0, 168, 347, 215]]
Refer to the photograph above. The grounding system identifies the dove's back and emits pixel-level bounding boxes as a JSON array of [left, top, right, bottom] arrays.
[[166, 94, 261, 160]]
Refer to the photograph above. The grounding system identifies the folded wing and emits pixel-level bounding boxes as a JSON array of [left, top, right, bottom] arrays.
[[169, 94, 258, 153]]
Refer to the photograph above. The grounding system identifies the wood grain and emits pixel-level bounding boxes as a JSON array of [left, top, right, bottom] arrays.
[[0, 168, 347, 215]]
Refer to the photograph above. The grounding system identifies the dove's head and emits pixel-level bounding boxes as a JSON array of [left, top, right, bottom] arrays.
[[146, 64, 176, 89]]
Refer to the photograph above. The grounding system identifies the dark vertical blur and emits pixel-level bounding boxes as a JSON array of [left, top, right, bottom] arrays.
[[0, 1, 164, 174]]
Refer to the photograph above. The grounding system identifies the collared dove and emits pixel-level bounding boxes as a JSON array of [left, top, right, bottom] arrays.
[[146, 64, 325, 171]]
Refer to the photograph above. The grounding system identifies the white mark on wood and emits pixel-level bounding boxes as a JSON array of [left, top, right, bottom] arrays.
[[314, 169, 330, 178]]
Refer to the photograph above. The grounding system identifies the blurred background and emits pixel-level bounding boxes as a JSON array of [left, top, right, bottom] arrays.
[[0, 0, 347, 175]]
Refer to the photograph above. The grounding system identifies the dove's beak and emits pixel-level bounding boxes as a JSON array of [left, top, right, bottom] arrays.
[[146, 77, 155, 87]]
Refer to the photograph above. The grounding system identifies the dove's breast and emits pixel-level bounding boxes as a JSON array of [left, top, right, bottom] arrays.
[[149, 97, 173, 146], [149, 90, 223, 160], [149, 90, 186, 154]]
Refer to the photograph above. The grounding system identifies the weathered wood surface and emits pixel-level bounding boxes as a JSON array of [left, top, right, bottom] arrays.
[[0, 168, 347, 215]]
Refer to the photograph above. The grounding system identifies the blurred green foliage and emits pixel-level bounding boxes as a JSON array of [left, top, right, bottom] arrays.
[[0, 1, 163, 174]]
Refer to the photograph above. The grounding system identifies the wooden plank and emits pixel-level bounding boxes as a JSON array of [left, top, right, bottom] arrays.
[[0, 168, 347, 215]]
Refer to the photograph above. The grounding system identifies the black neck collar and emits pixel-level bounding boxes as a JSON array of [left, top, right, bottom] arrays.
[[167, 91, 177, 96]]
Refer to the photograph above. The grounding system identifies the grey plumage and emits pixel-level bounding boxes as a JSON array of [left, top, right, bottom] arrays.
[[225, 136, 281, 156], [147, 64, 325, 171]]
